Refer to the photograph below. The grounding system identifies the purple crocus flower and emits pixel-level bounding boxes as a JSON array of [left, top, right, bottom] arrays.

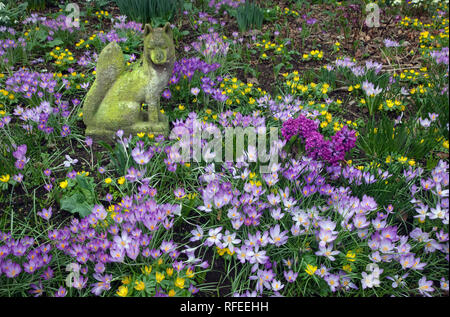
[[191, 87, 200, 96], [37, 207, 52, 221], [91, 273, 112, 296], [162, 89, 171, 99], [54, 286, 67, 297], [268, 224, 288, 246], [418, 277, 434, 297], [2, 260, 22, 278], [29, 282, 44, 297], [284, 270, 298, 283]]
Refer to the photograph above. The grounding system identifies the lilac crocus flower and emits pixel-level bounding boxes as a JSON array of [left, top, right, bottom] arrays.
[[191, 87, 200, 96], [315, 244, 340, 261], [386, 273, 409, 288], [110, 247, 125, 263], [221, 230, 241, 252], [40, 267, 53, 282], [361, 272, 380, 289], [85, 137, 93, 147], [54, 286, 67, 297], [72, 275, 88, 290], [440, 278, 449, 291], [384, 38, 400, 48], [131, 142, 153, 165], [250, 246, 269, 265], [284, 270, 298, 283], [162, 89, 171, 99], [353, 214, 370, 229], [271, 279, 284, 292], [325, 274, 340, 292], [3, 260, 22, 278], [206, 227, 223, 247], [317, 229, 337, 247], [29, 282, 44, 297], [418, 277, 434, 297], [362, 80, 382, 96], [190, 226, 204, 242], [63, 155, 78, 168], [37, 207, 52, 221], [113, 231, 132, 250], [236, 246, 253, 264], [92, 204, 107, 221], [91, 274, 112, 296]]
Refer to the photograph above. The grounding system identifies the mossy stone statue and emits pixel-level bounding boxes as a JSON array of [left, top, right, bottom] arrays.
[[82, 23, 175, 140]]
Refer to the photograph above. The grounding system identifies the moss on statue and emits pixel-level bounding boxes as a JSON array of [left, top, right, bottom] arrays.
[[82, 23, 175, 141]]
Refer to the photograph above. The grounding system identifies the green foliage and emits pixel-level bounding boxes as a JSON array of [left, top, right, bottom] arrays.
[[57, 174, 97, 218], [357, 114, 441, 162], [120, 256, 198, 297], [98, 140, 129, 177], [25, 0, 55, 11], [0, 1, 28, 26], [234, 1, 264, 32], [114, 0, 183, 27], [92, 0, 114, 9]]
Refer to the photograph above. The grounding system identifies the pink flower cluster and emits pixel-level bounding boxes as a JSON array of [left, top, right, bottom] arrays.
[[281, 115, 357, 165]]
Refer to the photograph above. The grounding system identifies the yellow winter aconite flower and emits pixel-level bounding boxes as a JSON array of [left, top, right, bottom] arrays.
[[134, 280, 145, 291], [217, 247, 227, 256], [105, 178, 112, 184], [59, 180, 68, 189], [155, 272, 165, 283], [0, 174, 10, 183], [121, 276, 131, 285], [305, 264, 317, 275], [443, 140, 449, 149], [175, 277, 185, 289], [142, 266, 152, 275], [118, 177, 125, 185], [116, 285, 128, 297], [186, 267, 195, 279], [168, 289, 176, 297], [346, 250, 356, 262], [166, 268, 174, 277], [342, 264, 352, 272]]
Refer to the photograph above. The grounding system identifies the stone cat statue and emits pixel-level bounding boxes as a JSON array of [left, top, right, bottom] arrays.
[[82, 23, 175, 139]]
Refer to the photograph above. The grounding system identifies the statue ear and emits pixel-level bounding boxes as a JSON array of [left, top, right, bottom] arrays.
[[144, 24, 153, 36], [163, 22, 172, 36]]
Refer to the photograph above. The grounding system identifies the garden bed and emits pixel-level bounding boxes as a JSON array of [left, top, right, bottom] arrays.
[[0, 0, 448, 298]]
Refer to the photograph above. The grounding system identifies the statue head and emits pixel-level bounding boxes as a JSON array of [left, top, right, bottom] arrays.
[[143, 22, 175, 66]]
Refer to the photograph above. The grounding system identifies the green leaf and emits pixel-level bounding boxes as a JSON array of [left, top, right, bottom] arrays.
[[183, 2, 192, 11], [274, 63, 285, 78], [47, 39, 64, 47], [36, 29, 47, 42], [60, 192, 93, 218], [98, 140, 113, 153]]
